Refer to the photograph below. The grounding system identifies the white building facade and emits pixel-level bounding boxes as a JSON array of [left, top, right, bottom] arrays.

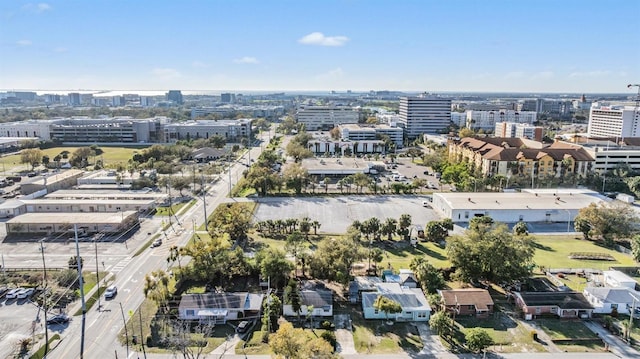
[[588, 104, 639, 138], [163, 119, 251, 142], [296, 105, 359, 131], [398, 95, 451, 138], [466, 110, 537, 131], [340, 124, 403, 148]]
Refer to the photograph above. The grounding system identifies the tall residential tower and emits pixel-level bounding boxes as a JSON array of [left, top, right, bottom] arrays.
[[398, 94, 451, 139]]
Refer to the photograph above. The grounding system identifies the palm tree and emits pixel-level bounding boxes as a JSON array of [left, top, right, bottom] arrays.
[[381, 218, 398, 241], [367, 217, 381, 241], [143, 269, 171, 313], [311, 221, 321, 235]]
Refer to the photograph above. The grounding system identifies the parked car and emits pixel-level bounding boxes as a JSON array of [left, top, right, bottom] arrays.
[[104, 285, 118, 299], [17, 288, 35, 299], [236, 320, 251, 333], [6, 288, 23, 299], [0, 287, 8, 298], [46, 314, 70, 325]]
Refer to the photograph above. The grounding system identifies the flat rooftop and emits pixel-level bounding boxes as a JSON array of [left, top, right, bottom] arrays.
[[20, 199, 155, 206], [6, 211, 137, 224], [301, 158, 386, 173], [24, 169, 84, 186], [435, 189, 606, 210], [45, 189, 166, 200]]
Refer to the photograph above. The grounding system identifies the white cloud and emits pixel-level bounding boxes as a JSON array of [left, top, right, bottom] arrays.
[[22, 3, 51, 13], [191, 61, 209, 68], [233, 56, 259, 64], [16, 40, 32, 47], [53, 47, 67, 53], [298, 32, 349, 47], [151, 68, 181, 80], [569, 70, 611, 78]]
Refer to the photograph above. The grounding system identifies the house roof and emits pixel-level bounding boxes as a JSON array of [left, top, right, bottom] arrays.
[[603, 270, 637, 284], [453, 136, 592, 162], [439, 289, 494, 310], [192, 147, 227, 159], [300, 289, 333, 307], [349, 276, 383, 294], [584, 287, 637, 304], [361, 283, 430, 310], [516, 292, 593, 310], [178, 292, 264, 312]]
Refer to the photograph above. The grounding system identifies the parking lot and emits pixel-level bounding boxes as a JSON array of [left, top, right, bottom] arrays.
[[254, 195, 443, 234], [0, 293, 46, 359]]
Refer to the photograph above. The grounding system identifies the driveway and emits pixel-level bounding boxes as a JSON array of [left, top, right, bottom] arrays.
[[415, 323, 447, 355], [334, 314, 357, 354], [583, 320, 640, 358]]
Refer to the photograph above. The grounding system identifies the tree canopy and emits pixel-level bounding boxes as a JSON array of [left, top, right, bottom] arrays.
[[574, 202, 638, 246], [446, 216, 534, 283], [269, 321, 336, 359]]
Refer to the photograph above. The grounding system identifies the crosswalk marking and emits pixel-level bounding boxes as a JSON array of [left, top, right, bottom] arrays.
[[109, 257, 133, 273]]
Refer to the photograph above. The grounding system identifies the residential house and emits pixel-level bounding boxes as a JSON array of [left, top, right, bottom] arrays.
[[283, 287, 333, 318], [583, 287, 639, 315], [603, 270, 639, 290], [383, 269, 418, 288], [362, 283, 431, 322], [349, 276, 383, 303], [513, 292, 593, 319], [178, 292, 264, 323], [438, 289, 494, 318]]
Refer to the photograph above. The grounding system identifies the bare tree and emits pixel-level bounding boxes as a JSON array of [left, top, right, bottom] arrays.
[[163, 320, 216, 359]]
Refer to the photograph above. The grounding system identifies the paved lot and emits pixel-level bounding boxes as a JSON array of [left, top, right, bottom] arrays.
[[0, 296, 46, 359], [254, 195, 443, 234]]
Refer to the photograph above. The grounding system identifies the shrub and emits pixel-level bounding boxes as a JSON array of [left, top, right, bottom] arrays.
[[320, 331, 337, 350], [320, 320, 333, 330], [530, 330, 538, 341]]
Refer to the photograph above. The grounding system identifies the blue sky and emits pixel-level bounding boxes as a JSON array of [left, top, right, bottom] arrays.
[[1, 0, 638, 93]]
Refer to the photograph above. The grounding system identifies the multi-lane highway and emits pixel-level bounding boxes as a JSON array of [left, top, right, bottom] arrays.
[[44, 137, 268, 359]]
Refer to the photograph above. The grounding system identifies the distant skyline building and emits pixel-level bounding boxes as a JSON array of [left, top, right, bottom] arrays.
[[494, 122, 543, 141], [166, 90, 183, 105], [68, 92, 81, 106], [140, 96, 154, 107], [398, 94, 452, 138], [112, 96, 125, 107], [588, 103, 638, 138], [220, 93, 236, 103], [466, 110, 537, 131]]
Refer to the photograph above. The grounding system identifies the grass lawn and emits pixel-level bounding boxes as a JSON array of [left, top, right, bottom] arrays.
[[0, 146, 145, 172], [532, 235, 636, 269], [351, 313, 422, 354], [155, 201, 189, 216], [236, 330, 271, 355], [384, 240, 449, 269], [455, 314, 545, 353], [535, 319, 598, 340]]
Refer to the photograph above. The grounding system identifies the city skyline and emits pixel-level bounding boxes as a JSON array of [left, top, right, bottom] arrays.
[[1, 0, 639, 93]]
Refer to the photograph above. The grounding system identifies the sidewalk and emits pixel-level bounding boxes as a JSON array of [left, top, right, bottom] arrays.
[[583, 320, 640, 358]]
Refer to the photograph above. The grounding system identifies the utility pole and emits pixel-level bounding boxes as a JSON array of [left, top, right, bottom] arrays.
[[119, 302, 130, 359], [139, 309, 147, 359], [75, 225, 87, 359], [94, 235, 101, 311], [201, 175, 208, 230], [39, 239, 49, 357]]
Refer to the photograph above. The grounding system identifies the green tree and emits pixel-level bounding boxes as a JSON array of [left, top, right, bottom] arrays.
[[283, 163, 309, 195], [309, 236, 363, 286], [373, 295, 403, 323], [70, 147, 95, 168], [410, 257, 445, 294], [20, 148, 43, 170], [285, 232, 305, 277], [256, 247, 293, 289], [284, 279, 302, 320], [209, 203, 252, 242], [632, 235, 640, 262], [425, 220, 449, 242], [262, 293, 282, 333], [465, 327, 494, 353], [513, 221, 529, 236], [143, 269, 171, 313], [285, 141, 313, 162], [381, 218, 398, 241], [397, 214, 412, 240], [429, 311, 453, 336], [171, 176, 191, 196], [447, 217, 534, 283], [269, 321, 336, 358], [574, 202, 638, 246]]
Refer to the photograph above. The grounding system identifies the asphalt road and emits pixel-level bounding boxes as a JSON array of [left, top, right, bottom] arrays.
[[44, 138, 267, 359]]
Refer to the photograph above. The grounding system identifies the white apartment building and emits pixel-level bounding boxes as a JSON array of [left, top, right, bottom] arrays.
[[163, 119, 251, 142], [466, 110, 536, 131], [494, 122, 543, 141], [588, 103, 639, 138], [451, 112, 467, 128], [296, 105, 359, 131], [398, 95, 451, 139], [339, 124, 403, 148]]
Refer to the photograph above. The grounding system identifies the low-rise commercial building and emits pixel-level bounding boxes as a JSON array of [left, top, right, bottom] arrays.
[[339, 124, 403, 149], [20, 170, 84, 195], [5, 211, 139, 235], [296, 105, 359, 131], [163, 119, 251, 143], [432, 189, 605, 224]]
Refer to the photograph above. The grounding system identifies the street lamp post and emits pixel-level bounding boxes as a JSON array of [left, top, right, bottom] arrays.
[[94, 235, 101, 311], [564, 209, 571, 233], [39, 239, 49, 357]]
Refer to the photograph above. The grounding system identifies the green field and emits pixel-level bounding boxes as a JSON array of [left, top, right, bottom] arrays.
[[531, 236, 636, 269], [0, 146, 146, 173]]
